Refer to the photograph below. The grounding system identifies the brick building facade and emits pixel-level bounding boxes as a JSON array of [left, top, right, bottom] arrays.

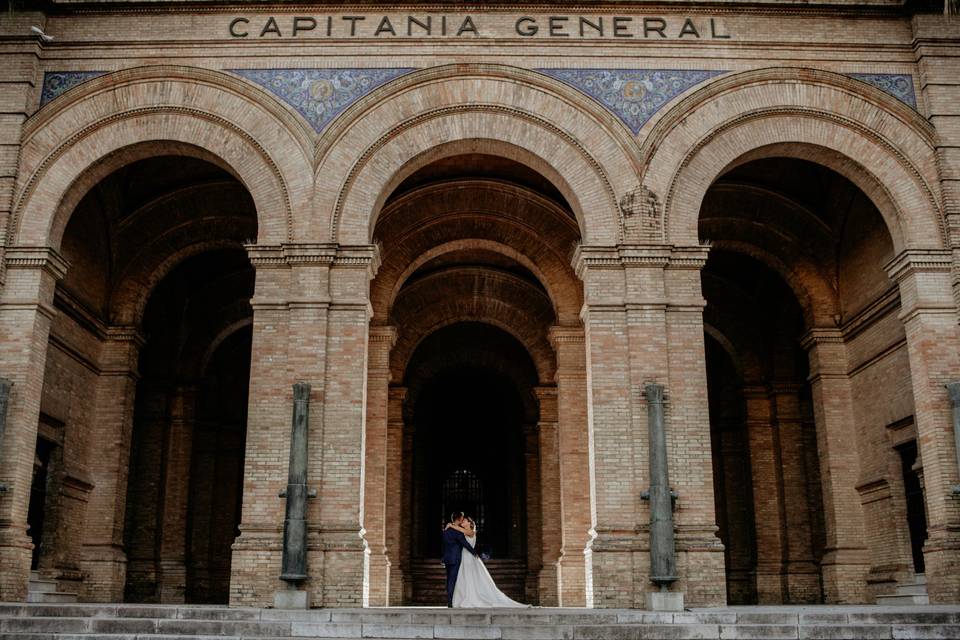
[[0, 0, 959, 610]]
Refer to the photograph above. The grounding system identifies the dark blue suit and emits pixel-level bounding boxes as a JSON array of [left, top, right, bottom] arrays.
[[441, 527, 478, 606]]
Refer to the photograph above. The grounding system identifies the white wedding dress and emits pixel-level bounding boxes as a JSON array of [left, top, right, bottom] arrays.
[[452, 535, 529, 608]]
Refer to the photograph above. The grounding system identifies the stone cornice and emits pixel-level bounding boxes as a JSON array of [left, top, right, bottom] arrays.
[[4, 246, 70, 281], [798, 327, 845, 350], [884, 248, 953, 283], [245, 243, 381, 276], [573, 244, 710, 276], [547, 325, 584, 347], [368, 324, 398, 346]]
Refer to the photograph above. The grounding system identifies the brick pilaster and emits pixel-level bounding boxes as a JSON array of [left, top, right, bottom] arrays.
[[385, 386, 407, 605], [363, 325, 396, 606], [157, 384, 198, 603], [80, 326, 144, 602], [801, 328, 870, 603], [887, 250, 960, 602], [548, 326, 591, 607], [0, 247, 67, 601], [534, 386, 561, 606]]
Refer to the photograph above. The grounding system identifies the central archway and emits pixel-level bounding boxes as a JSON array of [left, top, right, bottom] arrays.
[[361, 147, 591, 607], [405, 322, 538, 604]]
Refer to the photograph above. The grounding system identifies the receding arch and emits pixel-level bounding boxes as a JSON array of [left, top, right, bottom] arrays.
[[13, 65, 313, 247], [316, 65, 640, 245], [639, 68, 944, 251], [372, 180, 582, 325]]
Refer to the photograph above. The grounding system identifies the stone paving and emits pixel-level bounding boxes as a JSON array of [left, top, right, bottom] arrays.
[[1, 603, 960, 639]]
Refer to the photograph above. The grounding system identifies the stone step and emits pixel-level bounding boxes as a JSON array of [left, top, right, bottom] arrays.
[[27, 579, 58, 589], [875, 593, 931, 606], [2, 605, 960, 640], [25, 591, 81, 604], [894, 583, 928, 596]]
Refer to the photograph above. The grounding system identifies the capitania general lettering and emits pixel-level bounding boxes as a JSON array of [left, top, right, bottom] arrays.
[[227, 15, 732, 39]]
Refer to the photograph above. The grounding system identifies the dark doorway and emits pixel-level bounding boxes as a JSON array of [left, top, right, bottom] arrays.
[[897, 440, 927, 574], [28, 438, 55, 569], [412, 366, 526, 561]]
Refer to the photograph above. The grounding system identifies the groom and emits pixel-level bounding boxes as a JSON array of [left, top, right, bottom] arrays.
[[441, 511, 479, 607]]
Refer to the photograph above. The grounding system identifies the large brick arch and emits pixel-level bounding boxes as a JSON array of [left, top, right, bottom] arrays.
[[12, 65, 313, 248], [639, 68, 944, 252], [317, 65, 640, 245]]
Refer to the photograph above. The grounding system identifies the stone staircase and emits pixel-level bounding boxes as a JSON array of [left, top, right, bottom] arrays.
[[1, 604, 960, 639], [25, 572, 78, 604], [876, 574, 930, 606]]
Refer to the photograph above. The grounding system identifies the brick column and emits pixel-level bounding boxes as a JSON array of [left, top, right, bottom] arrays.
[[524, 422, 543, 603], [80, 326, 144, 601], [743, 385, 787, 603], [801, 328, 869, 603], [548, 326, 591, 606], [157, 384, 198, 603], [0, 247, 67, 601], [534, 386, 561, 606], [231, 245, 293, 605], [577, 245, 683, 608], [385, 386, 407, 605], [772, 384, 821, 603], [663, 248, 725, 606], [317, 245, 378, 607], [887, 250, 960, 602], [363, 325, 396, 606]]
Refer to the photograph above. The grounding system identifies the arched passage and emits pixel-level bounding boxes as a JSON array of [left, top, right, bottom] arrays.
[[404, 322, 538, 605], [19, 151, 257, 603], [700, 155, 925, 604], [362, 150, 591, 607]]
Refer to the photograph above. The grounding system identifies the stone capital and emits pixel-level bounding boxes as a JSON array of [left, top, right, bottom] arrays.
[[245, 243, 381, 279], [798, 327, 845, 350], [547, 325, 584, 348], [884, 248, 952, 283], [369, 325, 398, 347], [4, 246, 70, 281]]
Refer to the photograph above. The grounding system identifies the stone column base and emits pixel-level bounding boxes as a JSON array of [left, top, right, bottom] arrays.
[[79, 544, 127, 602], [785, 562, 824, 603], [585, 544, 641, 608], [821, 548, 870, 603], [557, 551, 587, 606], [923, 531, 960, 603], [538, 564, 559, 606], [158, 559, 187, 604], [0, 527, 32, 602], [387, 564, 404, 605], [230, 534, 283, 607], [366, 551, 390, 606]]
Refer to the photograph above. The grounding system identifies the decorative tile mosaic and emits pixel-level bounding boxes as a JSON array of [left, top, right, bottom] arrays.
[[847, 73, 917, 109], [536, 68, 725, 134], [40, 71, 107, 106], [230, 68, 416, 133]]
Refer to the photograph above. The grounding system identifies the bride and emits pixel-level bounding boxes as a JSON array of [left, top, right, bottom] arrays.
[[445, 517, 530, 608]]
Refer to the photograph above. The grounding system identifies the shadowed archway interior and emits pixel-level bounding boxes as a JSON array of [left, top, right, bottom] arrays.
[[32, 152, 257, 604], [405, 322, 537, 603], [365, 149, 584, 607], [701, 155, 924, 605]]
